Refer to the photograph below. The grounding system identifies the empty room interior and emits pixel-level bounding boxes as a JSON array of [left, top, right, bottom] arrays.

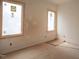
[[0, 0, 79, 59]]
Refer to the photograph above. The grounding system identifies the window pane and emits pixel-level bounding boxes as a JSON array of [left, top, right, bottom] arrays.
[[48, 11, 55, 31], [2, 2, 22, 36]]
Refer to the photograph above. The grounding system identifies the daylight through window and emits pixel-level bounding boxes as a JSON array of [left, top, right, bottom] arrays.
[[2, 1, 23, 36], [48, 11, 55, 31]]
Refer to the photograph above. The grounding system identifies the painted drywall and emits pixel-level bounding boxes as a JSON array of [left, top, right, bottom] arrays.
[[0, 0, 57, 54], [58, 0, 79, 45], [46, 0, 74, 5]]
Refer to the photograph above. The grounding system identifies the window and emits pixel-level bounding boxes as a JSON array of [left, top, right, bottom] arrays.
[[2, 1, 23, 36], [48, 11, 55, 31]]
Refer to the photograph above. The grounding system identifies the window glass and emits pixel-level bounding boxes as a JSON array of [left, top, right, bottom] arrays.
[[48, 11, 55, 31], [2, 2, 22, 36]]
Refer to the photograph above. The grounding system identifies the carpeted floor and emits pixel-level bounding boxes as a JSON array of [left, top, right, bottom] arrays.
[[2, 41, 79, 59]]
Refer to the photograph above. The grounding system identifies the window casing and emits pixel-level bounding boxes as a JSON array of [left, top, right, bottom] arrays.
[[48, 11, 55, 31], [1, 1, 24, 37]]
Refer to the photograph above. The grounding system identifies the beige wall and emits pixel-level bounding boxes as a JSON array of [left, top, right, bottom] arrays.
[[58, 0, 79, 45], [0, 0, 57, 54]]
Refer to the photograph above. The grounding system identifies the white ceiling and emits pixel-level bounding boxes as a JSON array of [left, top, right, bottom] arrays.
[[47, 0, 74, 5]]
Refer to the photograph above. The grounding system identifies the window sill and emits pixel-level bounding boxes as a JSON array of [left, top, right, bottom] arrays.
[[0, 34, 24, 39]]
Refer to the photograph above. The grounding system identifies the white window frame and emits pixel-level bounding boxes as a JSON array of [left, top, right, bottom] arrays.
[[1, 1, 24, 38], [48, 10, 55, 31]]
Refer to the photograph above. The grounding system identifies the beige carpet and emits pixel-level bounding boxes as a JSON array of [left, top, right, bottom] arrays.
[[59, 42, 79, 50], [47, 39, 65, 46], [2, 43, 79, 59], [47, 39, 79, 50]]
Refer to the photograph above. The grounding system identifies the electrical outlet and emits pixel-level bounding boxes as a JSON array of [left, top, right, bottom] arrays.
[[64, 40, 66, 42], [0, 54, 6, 59], [10, 42, 12, 46]]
